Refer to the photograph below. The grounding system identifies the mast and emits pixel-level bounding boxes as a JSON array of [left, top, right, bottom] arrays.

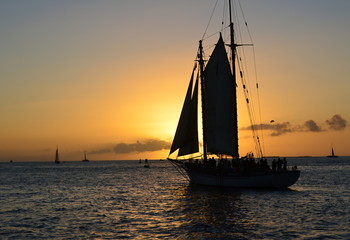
[[198, 40, 208, 161], [229, 0, 239, 158]]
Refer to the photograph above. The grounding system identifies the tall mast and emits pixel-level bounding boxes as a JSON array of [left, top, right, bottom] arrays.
[[198, 40, 208, 161], [229, 0, 239, 158]]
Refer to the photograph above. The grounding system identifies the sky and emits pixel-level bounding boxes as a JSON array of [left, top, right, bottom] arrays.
[[1, 0, 350, 162]]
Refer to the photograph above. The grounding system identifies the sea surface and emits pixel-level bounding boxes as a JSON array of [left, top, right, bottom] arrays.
[[0, 157, 349, 239]]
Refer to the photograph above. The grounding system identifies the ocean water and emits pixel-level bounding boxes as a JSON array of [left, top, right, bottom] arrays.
[[0, 157, 349, 239]]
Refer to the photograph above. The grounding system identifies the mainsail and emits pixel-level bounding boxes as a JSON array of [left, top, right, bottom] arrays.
[[169, 67, 199, 156], [203, 35, 238, 157], [170, 35, 238, 158]]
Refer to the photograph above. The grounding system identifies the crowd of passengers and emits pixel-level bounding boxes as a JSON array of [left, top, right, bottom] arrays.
[[184, 155, 297, 173]]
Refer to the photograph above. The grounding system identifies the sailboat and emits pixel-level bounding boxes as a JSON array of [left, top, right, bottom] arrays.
[[167, 0, 300, 189], [144, 159, 150, 168], [82, 151, 90, 162], [55, 147, 60, 164], [327, 146, 338, 158]]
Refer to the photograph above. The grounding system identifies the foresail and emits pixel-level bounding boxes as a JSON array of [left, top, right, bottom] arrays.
[[203, 36, 238, 157], [169, 68, 199, 156]]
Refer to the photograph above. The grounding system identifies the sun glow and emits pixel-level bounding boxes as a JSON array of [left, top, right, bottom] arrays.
[[1, 1, 349, 162]]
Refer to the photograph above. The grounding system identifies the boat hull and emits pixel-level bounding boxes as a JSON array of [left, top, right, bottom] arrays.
[[185, 169, 300, 189], [168, 159, 300, 189]]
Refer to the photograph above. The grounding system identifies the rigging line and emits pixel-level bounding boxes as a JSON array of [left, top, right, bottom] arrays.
[[169, 160, 190, 181], [234, 2, 260, 151], [237, 0, 264, 155], [237, 53, 263, 158], [239, 51, 260, 139], [252, 46, 265, 156], [232, 1, 262, 157], [238, 0, 254, 44], [202, 26, 229, 42], [237, 68, 256, 154], [203, 43, 216, 51], [202, 0, 220, 40], [221, 0, 227, 32], [236, 0, 265, 156], [233, 0, 243, 46]]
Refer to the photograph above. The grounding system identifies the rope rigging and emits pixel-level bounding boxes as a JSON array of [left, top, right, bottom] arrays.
[[196, 0, 264, 158], [233, 0, 264, 158], [200, 0, 265, 158], [237, 0, 266, 155]]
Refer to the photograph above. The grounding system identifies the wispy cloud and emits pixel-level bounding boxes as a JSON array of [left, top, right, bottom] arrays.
[[241, 122, 292, 136], [88, 148, 112, 155], [113, 139, 171, 154], [87, 139, 171, 155], [241, 114, 347, 136]]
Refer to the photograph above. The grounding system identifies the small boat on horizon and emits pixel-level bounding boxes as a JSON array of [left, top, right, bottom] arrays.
[[144, 159, 150, 168], [327, 146, 338, 158], [82, 151, 90, 162], [167, 0, 299, 189], [55, 147, 60, 164]]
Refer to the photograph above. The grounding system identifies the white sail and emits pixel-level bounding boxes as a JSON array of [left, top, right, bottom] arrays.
[[169, 68, 199, 156], [203, 36, 238, 157]]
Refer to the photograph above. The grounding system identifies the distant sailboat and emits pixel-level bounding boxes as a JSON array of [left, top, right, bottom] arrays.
[[82, 151, 89, 162], [55, 147, 60, 164], [327, 146, 338, 158], [144, 159, 150, 168], [167, 0, 300, 189]]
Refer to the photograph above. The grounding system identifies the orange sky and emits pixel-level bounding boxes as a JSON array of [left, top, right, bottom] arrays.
[[1, 0, 349, 162]]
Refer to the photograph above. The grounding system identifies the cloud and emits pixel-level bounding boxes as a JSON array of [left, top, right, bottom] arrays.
[[270, 122, 293, 136], [304, 120, 321, 132], [241, 114, 347, 136], [113, 139, 171, 154], [326, 114, 347, 130], [241, 122, 292, 136]]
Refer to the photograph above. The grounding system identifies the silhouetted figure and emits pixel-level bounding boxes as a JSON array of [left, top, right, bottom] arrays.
[[277, 158, 282, 171], [283, 157, 287, 171], [272, 159, 277, 171]]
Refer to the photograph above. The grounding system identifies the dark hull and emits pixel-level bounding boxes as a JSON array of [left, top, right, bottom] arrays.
[[168, 159, 300, 189]]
